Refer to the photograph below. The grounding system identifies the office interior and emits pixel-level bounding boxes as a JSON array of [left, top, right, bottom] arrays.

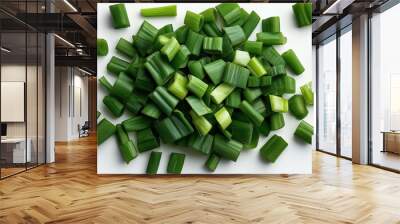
[[0, 0, 97, 179], [0, 0, 399, 222], [0, 0, 398, 177]]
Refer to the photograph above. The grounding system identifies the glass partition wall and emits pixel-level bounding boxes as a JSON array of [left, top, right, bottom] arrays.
[[316, 26, 353, 159], [370, 3, 400, 172], [0, 2, 46, 179]]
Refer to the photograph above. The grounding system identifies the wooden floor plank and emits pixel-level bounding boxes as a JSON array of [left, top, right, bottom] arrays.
[[0, 135, 400, 224]]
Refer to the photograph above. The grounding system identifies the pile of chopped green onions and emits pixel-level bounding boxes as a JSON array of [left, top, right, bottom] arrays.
[[98, 3, 313, 174]]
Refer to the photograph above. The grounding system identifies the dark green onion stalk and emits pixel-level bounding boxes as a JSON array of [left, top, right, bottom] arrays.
[[109, 3, 130, 29], [146, 151, 162, 175], [260, 134, 288, 163]]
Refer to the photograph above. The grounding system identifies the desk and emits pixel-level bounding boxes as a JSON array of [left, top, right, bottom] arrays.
[[382, 131, 400, 154], [1, 138, 31, 163]]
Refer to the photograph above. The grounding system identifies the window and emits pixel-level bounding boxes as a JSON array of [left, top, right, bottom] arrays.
[[339, 29, 352, 158], [370, 3, 400, 171], [317, 36, 337, 154]]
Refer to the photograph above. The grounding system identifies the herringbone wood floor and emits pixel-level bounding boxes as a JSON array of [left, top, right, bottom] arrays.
[[1, 135, 400, 224]]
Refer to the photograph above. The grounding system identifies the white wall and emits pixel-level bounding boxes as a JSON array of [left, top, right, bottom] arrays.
[[54, 67, 89, 141]]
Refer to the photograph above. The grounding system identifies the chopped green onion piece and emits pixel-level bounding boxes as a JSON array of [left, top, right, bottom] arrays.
[[239, 100, 264, 126], [140, 5, 177, 17], [294, 120, 314, 144], [149, 86, 179, 116], [201, 8, 217, 22], [107, 56, 129, 75], [99, 76, 112, 92], [300, 82, 314, 105], [122, 115, 153, 132], [231, 120, 253, 145], [252, 99, 267, 117], [292, 3, 312, 27], [289, 95, 309, 120], [270, 113, 285, 130], [187, 75, 208, 98], [103, 95, 124, 117], [243, 88, 262, 103], [109, 3, 130, 29], [243, 41, 263, 56], [161, 37, 181, 61], [204, 59, 227, 85], [116, 38, 137, 59], [247, 76, 260, 87], [210, 83, 235, 104], [186, 96, 212, 116], [247, 57, 267, 77], [171, 45, 191, 69], [269, 64, 286, 76], [188, 60, 205, 79], [97, 118, 116, 145], [231, 8, 249, 26], [175, 25, 189, 44], [262, 47, 285, 66], [187, 134, 214, 155], [133, 21, 158, 56], [168, 72, 188, 100], [135, 67, 155, 92], [262, 16, 280, 33], [260, 76, 272, 86], [203, 37, 223, 54], [111, 75, 134, 102], [116, 124, 138, 163], [282, 49, 305, 75], [125, 91, 146, 114], [212, 134, 242, 161], [216, 3, 241, 26], [233, 50, 251, 66], [205, 153, 220, 172], [144, 51, 175, 86], [226, 89, 241, 108], [222, 35, 235, 61], [185, 30, 204, 56], [203, 22, 223, 37], [141, 103, 161, 119], [244, 128, 259, 149], [256, 32, 287, 45], [223, 63, 250, 89], [259, 119, 271, 136], [269, 95, 288, 113], [281, 75, 296, 93], [260, 134, 288, 163], [242, 11, 260, 38], [167, 153, 185, 174], [224, 25, 246, 46], [146, 151, 162, 175], [137, 128, 160, 152], [214, 107, 232, 130], [97, 38, 108, 56], [184, 11, 204, 32], [190, 110, 212, 136], [156, 110, 194, 143]]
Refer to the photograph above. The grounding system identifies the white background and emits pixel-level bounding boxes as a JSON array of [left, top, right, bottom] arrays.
[[97, 3, 313, 174]]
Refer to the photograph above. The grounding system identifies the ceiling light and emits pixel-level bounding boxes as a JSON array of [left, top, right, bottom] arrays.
[[54, 34, 75, 48], [78, 67, 92, 76], [1, 47, 11, 53], [63, 0, 78, 12]]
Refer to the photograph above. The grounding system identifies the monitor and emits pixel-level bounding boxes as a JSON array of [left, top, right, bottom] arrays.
[[1, 123, 7, 137]]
